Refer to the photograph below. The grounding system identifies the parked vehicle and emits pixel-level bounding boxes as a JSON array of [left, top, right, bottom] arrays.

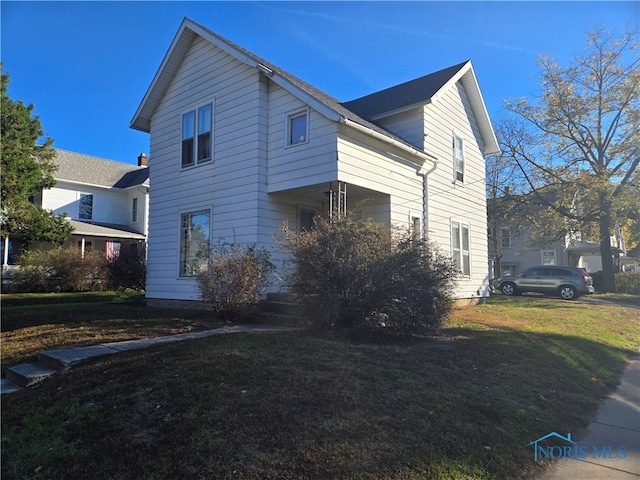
[[496, 266, 595, 300]]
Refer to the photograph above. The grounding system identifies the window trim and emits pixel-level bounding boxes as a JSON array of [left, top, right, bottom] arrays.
[[181, 101, 214, 169], [286, 108, 309, 147], [179, 209, 211, 277], [451, 219, 471, 277], [453, 132, 465, 183]]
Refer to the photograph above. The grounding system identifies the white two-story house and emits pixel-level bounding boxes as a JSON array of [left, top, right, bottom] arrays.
[[130, 18, 500, 305], [3, 149, 150, 265]]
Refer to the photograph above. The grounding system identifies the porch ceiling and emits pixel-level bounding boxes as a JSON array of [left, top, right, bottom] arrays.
[[273, 182, 387, 204]]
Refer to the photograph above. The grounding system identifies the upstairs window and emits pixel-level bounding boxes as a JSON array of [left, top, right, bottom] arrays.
[[454, 134, 464, 183], [541, 249, 556, 266], [500, 228, 511, 248], [287, 110, 308, 146], [132, 197, 138, 223], [79, 194, 93, 220], [182, 103, 213, 168]]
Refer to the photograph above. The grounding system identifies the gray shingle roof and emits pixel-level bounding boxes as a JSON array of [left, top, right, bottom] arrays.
[[341, 61, 469, 119], [69, 219, 146, 239], [53, 149, 149, 189]]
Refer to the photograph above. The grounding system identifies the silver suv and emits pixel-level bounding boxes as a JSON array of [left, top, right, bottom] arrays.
[[496, 266, 595, 300]]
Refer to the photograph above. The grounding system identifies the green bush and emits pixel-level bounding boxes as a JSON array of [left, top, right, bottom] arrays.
[[196, 245, 275, 320], [279, 216, 457, 338], [107, 245, 146, 291], [616, 271, 640, 295], [13, 247, 107, 293]]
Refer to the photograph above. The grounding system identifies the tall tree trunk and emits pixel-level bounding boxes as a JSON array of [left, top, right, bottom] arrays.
[[598, 214, 617, 293]]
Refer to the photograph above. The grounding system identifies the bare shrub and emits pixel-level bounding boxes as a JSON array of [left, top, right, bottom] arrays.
[[196, 245, 275, 320], [13, 247, 107, 292]]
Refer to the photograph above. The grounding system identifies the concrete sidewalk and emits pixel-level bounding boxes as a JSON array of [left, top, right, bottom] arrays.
[[538, 357, 640, 479]]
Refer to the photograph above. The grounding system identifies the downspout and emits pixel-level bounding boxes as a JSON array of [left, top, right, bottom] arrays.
[[417, 161, 438, 240]]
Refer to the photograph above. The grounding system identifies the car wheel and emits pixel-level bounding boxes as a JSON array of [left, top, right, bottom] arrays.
[[559, 285, 579, 300], [501, 283, 517, 296]]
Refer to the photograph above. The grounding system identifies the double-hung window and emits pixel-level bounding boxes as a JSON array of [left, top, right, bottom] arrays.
[[452, 220, 471, 276], [453, 134, 464, 183], [182, 103, 213, 167], [79, 194, 93, 220], [287, 109, 308, 146], [131, 197, 138, 223], [541, 249, 556, 266], [500, 228, 511, 248], [180, 210, 210, 276]]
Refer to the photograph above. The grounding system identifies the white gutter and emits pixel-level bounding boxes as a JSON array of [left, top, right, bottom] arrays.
[[339, 117, 437, 167]]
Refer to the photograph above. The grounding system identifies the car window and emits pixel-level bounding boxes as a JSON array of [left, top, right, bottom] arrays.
[[525, 268, 544, 276], [553, 268, 573, 276]]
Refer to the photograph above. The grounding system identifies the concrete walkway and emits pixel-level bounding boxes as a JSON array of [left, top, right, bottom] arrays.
[[1, 325, 297, 395], [538, 358, 640, 479]]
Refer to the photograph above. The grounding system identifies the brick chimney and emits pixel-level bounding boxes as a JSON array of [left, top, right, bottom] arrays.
[[138, 153, 149, 167]]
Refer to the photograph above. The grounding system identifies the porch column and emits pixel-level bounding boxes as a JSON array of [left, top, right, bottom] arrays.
[[80, 238, 86, 258], [3, 236, 9, 266]]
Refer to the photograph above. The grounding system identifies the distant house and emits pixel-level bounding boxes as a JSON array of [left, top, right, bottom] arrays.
[[130, 18, 500, 305], [2, 149, 149, 265], [488, 195, 635, 277]]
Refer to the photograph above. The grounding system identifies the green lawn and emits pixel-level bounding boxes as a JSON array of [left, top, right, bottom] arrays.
[[1, 294, 639, 479]]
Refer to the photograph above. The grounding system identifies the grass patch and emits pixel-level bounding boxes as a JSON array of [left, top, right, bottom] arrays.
[[1, 292, 227, 372], [2, 296, 639, 479]]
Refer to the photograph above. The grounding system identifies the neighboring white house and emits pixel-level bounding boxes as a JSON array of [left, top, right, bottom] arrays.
[[130, 18, 500, 305], [2, 149, 150, 265]]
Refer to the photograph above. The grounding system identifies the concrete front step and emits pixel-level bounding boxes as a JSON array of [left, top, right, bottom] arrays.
[[38, 345, 120, 371], [6, 362, 59, 388], [1, 377, 23, 394]]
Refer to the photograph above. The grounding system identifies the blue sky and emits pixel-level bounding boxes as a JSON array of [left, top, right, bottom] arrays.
[[2, 1, 637, 165]]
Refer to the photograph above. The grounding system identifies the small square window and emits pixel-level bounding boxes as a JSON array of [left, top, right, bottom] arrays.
[[288, 111, 308, 146]]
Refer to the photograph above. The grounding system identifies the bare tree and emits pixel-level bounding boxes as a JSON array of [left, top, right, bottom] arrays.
[[500, 26, 639, 292]]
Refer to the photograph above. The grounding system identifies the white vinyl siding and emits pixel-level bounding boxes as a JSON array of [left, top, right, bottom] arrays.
[[421, 79, 488, 298]]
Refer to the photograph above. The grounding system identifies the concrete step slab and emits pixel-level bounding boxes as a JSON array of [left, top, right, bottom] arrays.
[[6, 363, 59, 387], [38, 345, 119, 371], [1, 377, 23, 394]]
